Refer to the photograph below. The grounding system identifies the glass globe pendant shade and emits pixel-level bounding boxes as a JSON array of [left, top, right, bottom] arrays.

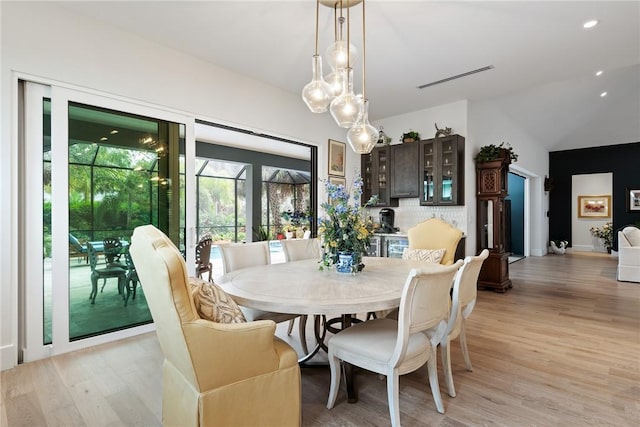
[[301, 55, 332, 113], [347, 100, 378, 154], [325, 40, 358, 71], [330, 68, 363, 128], [325, 70, 345, 98]]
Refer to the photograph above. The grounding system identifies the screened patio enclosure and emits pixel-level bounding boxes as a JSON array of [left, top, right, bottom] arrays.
[[195, 158, 312, 242]]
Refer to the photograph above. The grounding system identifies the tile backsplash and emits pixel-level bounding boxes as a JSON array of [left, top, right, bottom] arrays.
[[365, 198, 467, 235]]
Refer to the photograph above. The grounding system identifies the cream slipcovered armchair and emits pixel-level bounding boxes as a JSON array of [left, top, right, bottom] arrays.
[[617, 226, 640, 283], [407, 218, 464, 265], [130, 225, 301, 427]]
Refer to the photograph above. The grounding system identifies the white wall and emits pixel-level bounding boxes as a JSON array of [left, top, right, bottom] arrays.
[[571, 173, 613, 252]]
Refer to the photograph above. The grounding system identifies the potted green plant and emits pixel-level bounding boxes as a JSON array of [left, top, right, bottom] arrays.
[[400, 130, 420, 143], [474, 142, 518, 163]]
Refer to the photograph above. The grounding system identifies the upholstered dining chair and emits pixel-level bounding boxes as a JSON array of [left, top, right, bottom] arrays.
[[327, 261, 463, 425], [439, 249, 489, 398], [195, 235, 213, 282], [280, 238, 322, 353], [86, 242, 127, 305], [130, 225, 301, 427], [407, 218, 463, 265], [218, 241, 305, 348], [280, 238, 322, 262]]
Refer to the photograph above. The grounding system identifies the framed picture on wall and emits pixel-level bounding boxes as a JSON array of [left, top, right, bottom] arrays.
[[627, 188, 640, 212], [328, 139, 346, 177], [578, 195, 611, 218]]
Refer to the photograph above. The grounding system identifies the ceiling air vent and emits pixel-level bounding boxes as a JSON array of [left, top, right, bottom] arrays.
[[417, 65, 495, 90]]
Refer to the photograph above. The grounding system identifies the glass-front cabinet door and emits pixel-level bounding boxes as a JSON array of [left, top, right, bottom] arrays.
[[421, 140, 435, 204], [360, 146, 397, 207], [438, 137, 458, 204], [420, 135, 465, 206], [376, 148, 389, 204]]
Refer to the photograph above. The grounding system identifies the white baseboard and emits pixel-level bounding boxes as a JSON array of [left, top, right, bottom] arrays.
[[1, 344, 17, 371], [531, 248, 546, 257], [573, 245, 595, 252]]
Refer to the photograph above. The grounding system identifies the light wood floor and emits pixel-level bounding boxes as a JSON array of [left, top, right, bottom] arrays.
[[2, 253, 639, 426]]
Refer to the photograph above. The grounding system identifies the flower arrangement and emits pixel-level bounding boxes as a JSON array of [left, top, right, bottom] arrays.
[[318, 175, 377, 273], [590, 222, 613, 249]]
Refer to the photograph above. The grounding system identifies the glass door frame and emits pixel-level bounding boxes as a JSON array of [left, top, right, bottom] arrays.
[[21, 81, 197, 362]]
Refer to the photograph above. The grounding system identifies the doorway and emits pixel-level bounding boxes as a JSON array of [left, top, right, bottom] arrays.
[[21, 81, 191, 362], [506, 172, 526, 262]]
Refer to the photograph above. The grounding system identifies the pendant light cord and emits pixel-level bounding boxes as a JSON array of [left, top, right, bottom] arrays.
[[314, 0, 320, 55], [362, 0, 367, 100], [346, 0, 351, 69]]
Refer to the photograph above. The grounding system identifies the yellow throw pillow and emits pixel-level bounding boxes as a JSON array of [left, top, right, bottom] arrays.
[[189, 277, 246, 323], [402, 248, 446, 264]]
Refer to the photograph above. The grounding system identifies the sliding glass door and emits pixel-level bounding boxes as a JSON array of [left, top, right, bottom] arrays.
[[22, 82, 194, 361]]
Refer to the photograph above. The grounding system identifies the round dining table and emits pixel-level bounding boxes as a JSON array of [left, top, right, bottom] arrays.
[[218, 256, 453, 402], [218, 256, 449, 315]]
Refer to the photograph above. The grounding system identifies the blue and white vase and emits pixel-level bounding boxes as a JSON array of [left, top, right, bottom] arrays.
[[335, 252, 354, 274]]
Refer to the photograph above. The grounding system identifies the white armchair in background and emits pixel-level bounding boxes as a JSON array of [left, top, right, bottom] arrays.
[[617, 226, 640, 283]]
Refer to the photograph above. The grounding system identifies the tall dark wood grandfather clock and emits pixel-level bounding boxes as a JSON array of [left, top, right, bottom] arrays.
[[476, 152, 513, 292]]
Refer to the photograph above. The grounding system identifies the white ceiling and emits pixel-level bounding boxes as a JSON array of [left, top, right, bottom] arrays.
[[57, 0, 640, 151]]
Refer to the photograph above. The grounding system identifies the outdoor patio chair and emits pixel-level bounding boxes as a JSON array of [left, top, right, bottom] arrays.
[[87, 242, 127, 305]]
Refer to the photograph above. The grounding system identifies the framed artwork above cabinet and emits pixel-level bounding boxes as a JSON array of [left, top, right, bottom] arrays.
[[419, 134, 465, 206]]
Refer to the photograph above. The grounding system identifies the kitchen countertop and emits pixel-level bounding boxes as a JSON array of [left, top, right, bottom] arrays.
[[372, 232, 408, 237], [373, 232, 466, 238]]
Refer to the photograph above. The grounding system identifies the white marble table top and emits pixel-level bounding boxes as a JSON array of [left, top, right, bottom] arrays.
[[218, 257, 450, 316]]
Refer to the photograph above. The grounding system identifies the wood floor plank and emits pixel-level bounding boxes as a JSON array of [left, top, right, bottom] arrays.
[[4, 391, 47, 427], [2, 253, 639, 426], [66, 378, 122, 427]]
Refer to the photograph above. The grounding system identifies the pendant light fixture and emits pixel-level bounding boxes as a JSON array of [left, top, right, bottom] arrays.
[[302, 0, 375, 153], [346, 0, 377, 154], [329, 2, 363, 128], [325, 5, 357, 74], [302, 0, 332, 113]]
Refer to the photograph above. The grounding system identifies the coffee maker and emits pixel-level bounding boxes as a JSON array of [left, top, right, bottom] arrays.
[[379, 208, 397, 233]]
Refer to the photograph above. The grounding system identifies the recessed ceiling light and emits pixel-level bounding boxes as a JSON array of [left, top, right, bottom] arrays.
[[100, 137, 108, 141], [110, 130, 119, 134], [600, 92, 607, 97], [595, 70, 603, 77], [583, 20, 599, 29]]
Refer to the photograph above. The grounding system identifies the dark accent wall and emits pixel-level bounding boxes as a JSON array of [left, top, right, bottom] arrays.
[[549, 142, 640, 250]]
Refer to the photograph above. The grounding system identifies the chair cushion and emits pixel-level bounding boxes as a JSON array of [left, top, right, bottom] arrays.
[[622, 227, 640, 247], [189, 277, 246, 323], [402, 248, 446, 264], [329, 318, 430, 372]]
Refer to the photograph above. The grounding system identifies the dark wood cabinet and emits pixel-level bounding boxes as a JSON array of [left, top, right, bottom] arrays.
[[390, 143, 419, 198], [361, 146, 398, 207], [419, 135, 465, 206], [476, 154, 512, 292]]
